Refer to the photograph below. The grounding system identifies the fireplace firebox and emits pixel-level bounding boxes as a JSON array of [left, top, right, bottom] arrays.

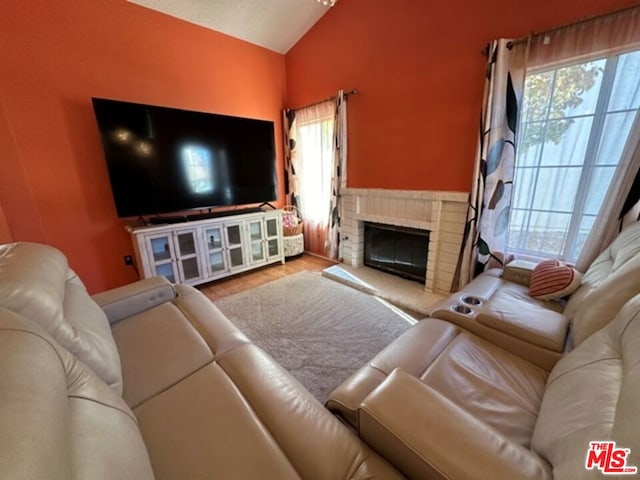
[[363, 222, 430, 283]]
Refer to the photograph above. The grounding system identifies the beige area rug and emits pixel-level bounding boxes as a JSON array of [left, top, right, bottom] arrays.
[[214, 271, 415, 402]]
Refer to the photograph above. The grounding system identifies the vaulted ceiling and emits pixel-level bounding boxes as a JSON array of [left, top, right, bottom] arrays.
[[128, 0, 333, 53]]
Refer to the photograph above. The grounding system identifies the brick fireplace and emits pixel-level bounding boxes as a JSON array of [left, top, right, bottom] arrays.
[[339, 188, 468, 294]]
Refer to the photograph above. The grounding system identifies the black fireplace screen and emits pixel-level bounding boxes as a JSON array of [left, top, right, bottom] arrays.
[[363, 222, 430, 283]]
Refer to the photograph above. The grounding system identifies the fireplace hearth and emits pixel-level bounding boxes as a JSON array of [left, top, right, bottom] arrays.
[[363, 222, 430, 283]]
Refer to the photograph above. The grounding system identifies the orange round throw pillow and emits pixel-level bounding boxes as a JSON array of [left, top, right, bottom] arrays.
[[529, 259, 582, 301]]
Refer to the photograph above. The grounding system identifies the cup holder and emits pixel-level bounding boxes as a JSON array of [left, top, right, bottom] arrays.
[[451, 304, 472, 315], [461, 295, 482, 306]]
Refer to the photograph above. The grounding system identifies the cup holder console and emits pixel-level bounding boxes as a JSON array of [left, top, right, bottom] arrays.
[[451, 304, 472, 315], [461, 295, 482, 306]]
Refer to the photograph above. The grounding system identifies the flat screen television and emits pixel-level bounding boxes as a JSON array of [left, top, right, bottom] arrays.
[[91, 98, 278, 218]]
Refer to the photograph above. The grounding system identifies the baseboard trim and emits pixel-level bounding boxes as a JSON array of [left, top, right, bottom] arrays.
[[304, 251, 340, 264]]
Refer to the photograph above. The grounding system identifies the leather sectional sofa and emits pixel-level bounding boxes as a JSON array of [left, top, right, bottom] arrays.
[[0, 242, 402, 479], [3, 221, 640, 479], [327, 221, 640, 479]]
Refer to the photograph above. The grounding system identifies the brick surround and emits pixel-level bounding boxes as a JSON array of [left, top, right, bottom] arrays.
[[339, 188, 468, 294]]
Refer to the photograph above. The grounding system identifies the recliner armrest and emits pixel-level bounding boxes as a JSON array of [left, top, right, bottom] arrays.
[[502, 259, 538, 286], [358, 369, 552, 480], [92, 277, 176, 324]]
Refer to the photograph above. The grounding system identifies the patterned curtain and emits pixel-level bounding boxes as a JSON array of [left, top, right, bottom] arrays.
[[451, 39, 528, 291], [326, 90, 347, 259], [282, 109, 300, 209]]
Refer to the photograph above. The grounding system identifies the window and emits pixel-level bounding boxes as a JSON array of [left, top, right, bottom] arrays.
[[181, 144, 214, 194], [296, 112, 335, 225], [508, 49, 640, 261]]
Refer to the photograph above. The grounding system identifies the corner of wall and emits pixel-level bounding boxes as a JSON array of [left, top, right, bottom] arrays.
[[0, 202, 12, 244]]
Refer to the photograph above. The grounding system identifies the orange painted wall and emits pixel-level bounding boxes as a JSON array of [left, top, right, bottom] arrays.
[[285, 0, 637, 192], [0, 204, 12, 244], [0, 0, 287, 292]]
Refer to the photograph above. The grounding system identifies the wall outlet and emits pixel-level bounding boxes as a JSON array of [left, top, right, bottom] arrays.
[[123, 255, 134, 266]]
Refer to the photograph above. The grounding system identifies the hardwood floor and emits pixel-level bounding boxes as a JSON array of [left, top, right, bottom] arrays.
[[198, 253, 337, 302]]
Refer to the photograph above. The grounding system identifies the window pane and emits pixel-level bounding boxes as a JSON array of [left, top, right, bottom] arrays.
[[608, 50, 640, 111], [596, 111, 638, 165], [549, 60, 605, 118], [572, 215, 596, 261], [583, 166, 617, 215], [531, 167, 581, 212], [512, 167, 537, 209], [515, 121, 544, 167], [524, 211, 571, 256], [539, 117, 593, 166], [522, 71, 554, 122], [298, 119, 334, 223], [508, 208, 527, 250]]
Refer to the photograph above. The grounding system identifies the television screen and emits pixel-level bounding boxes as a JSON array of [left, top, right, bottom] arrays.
[[91, 98, 278, 218]]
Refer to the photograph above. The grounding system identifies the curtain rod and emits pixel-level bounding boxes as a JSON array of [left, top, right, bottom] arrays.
[[289, 89, 358, 111], [483, 2, 640, 55]]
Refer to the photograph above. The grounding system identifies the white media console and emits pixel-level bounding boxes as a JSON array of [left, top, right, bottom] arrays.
[[127, 209, 284, 286]]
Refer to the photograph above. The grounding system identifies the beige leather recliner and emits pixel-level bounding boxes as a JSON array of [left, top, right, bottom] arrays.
[[329, 294, 640, 479], [431, 219, 640, 369], [0, 307, 155, 480]]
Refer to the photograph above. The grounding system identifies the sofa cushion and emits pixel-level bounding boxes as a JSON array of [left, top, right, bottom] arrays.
[[134, 361, 302, 479], [112, 301, 216, 409], [111, 284, 253, 409], [476, 282, 568, 352], [532, 293, 640, 479], [328, 318, 549, 447], [0, 307, 154, 480], [0, 243, 123, 393], [422, 331, 549, 447], [529, 259, 581, 300], [432, 278, 567, 368], [358, 369, 552, 480], [564, 220, 640, 345], [327, 318, 460, 429]]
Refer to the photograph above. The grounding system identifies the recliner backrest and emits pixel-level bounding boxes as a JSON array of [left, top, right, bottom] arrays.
[[0, 242, 123, 392], [531, 293, 640, 479], [0, 307, 154, 480], [564, 220, 640, 345]]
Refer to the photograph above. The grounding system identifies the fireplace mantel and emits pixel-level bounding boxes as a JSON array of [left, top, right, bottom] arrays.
[[339, 188, 468, 294]]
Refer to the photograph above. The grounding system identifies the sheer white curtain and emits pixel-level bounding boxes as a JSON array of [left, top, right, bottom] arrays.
[[578, 110, 640, 269], [295, 100, 336, 254]]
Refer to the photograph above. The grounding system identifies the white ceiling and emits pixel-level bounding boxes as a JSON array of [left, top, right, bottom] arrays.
[[128, 0, 333, 54]]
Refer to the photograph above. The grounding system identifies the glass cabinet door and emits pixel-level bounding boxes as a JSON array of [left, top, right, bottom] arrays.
[[265, 217, 278, 237], [146, 234, 178, 283], [225, 223, 246, 270], [174, 230, 204, 283], [204, 224, 227, 277], [248, 219, 266, 264], [264, 216, 282, 261]]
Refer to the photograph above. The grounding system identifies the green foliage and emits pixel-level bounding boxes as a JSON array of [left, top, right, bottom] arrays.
[[520, 63, 603, 151]]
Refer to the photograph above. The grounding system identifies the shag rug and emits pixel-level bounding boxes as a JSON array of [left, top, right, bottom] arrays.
[[214, 271, 414, 402]]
